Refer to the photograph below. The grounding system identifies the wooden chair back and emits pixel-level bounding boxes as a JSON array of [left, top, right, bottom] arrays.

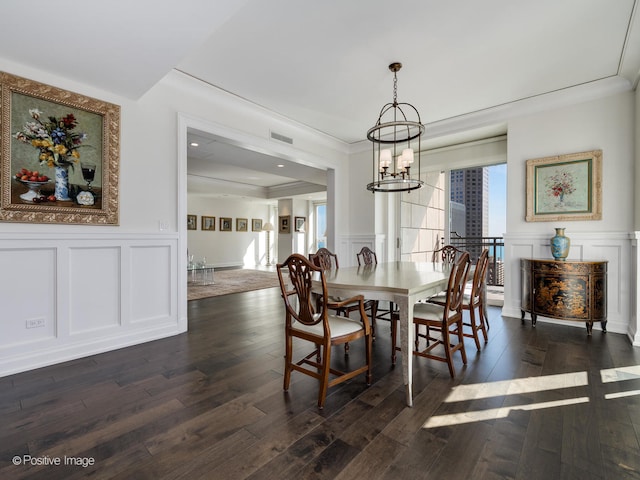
[[277, 253, 327, 329], [432, 245, 463, 265], [356, 246, 377, 266], [310, 248, 339, 270], [469, 249, 489, 305], [443, 251, 471, 316]]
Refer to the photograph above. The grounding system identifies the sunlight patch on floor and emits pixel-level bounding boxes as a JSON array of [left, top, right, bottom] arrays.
[[443, 371, 588, 403], [600, 365, 640, 383], [422, 396, 590, 428], [423, 365, 640, 429], [605, 389, 640, 400]]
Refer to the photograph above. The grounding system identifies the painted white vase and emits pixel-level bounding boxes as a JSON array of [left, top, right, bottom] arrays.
[[54, 165, 71, 201]]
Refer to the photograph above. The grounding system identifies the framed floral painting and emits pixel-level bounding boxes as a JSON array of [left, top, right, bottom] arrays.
[[0, 72, 120, 224], [526, 149, 602, 222]]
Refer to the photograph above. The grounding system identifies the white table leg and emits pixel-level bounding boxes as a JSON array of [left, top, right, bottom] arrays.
[[396, 295, 413, 407]]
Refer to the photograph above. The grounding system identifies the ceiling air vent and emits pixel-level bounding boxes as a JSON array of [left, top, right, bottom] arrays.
[[270, 131, 293, 145]]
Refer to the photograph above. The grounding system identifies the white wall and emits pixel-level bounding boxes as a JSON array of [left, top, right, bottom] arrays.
[[502, 90, 635, 338], [187, 194, 271, 268]]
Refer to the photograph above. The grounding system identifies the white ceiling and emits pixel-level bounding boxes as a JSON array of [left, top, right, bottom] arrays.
[[2, 0, 638, 201]]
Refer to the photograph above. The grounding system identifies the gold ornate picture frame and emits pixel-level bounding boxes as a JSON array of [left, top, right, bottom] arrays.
[[526, 149, 602, 222], [0, 72, 120, 224]]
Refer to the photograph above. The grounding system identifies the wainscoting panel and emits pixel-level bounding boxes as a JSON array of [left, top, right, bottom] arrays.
[[69, 246, 121, 334], [0, 246, 57, 347], [0, 233, 181, 377], [130, 244, 173, 323], [503, 232, 633, 339], [338, 235, 376, 267]]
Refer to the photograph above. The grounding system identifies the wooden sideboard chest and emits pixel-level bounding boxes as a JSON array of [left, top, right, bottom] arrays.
[[521, 258, 607, 335]]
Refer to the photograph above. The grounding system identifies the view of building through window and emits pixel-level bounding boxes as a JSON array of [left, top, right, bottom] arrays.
[[450, 164, 506, 239], [450, 163, 506, 286]]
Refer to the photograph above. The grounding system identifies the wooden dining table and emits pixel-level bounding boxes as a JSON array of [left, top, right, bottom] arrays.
[[316, 261, 453, 407]]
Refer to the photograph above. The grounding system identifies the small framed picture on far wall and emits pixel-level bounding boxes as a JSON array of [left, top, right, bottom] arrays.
[[279, 215, 290, 233], [236, 218, 248, 232], [201, 216, 215, 231], [220, 217, 232, 231]]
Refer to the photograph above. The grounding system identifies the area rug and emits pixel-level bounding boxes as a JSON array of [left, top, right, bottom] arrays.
[[188, 269, 279, 301]]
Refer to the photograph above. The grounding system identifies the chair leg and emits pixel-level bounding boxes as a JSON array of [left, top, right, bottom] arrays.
[[483, 302, 490, 330], [318, 341, 331, 409], [479, 303, 489, 342], [469, 308, 481, 351], [370, 301, 378, 340], [284, 332, 293, 391], [343, 310, 350, 355], [365, 330, 373, 386], [457, 319, 468, 365], [391, 314, 398, 364], [442, 326, 456, 378]]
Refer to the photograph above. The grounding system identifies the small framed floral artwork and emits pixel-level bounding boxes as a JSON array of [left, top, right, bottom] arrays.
[[220, 217, 232, 231], [0, 71, 120, 224], [201, 216, 215, 231], [252, 218, 262, 231], [526, 150, 602, 222], [236, 218, 248, 232], [187, 214, 197, 230]]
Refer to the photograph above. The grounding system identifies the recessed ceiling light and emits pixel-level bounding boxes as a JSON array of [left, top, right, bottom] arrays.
[[277, 164, 284, 168], [190, 142, 199, 147]]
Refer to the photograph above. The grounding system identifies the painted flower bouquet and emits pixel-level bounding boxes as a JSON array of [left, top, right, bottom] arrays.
[[13, 108, 87, 168], [546, 170, 575, 202]]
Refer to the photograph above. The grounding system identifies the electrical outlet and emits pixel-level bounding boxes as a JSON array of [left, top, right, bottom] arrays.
[[158, 220, 169, 231], [26, 318, 45, 329]]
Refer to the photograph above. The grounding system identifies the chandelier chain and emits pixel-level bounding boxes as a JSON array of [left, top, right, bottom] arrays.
[[393, 71, 398, 106]]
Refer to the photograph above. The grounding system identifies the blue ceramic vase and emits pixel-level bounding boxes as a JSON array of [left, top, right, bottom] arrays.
[[550, 227, 570, 261]]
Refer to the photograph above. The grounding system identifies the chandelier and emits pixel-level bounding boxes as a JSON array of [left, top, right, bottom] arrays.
[[366, 62, 425, 193]]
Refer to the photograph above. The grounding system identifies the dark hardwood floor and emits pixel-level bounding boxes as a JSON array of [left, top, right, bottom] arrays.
[[2, 286, 640, 479]]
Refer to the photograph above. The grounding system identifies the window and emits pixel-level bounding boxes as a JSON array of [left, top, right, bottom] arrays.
[[314, 203, 326, 249]]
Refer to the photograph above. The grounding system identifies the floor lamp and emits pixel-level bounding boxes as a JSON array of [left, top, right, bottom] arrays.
[[263, 222, 274, 266]]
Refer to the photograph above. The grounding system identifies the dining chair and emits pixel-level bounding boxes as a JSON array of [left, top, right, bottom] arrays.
[[276, 254, 372, 408], [356, 246, 377, 267], [412, 251, 471, 378], [432, 244, 464, 265], [310, 247, 377, 348], [422, 244, 468, 305], [352, 247, 380, 337], [426, 249, 489, 350], [309, 247, 339, 270]]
